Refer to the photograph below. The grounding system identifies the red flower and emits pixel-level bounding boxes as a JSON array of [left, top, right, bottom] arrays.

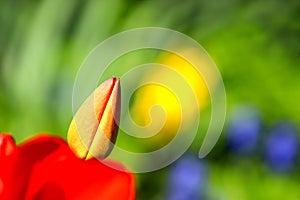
[[0, 77, 134, 199], [0, 133, 135, 200]]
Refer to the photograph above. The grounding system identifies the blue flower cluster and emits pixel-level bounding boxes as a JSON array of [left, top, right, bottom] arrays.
[[226, 105, 299, 172], [166, 155, 208, 200], [166, 105, 298, 200], [264, 122, 298, 172], [227, 105, 262, 155]]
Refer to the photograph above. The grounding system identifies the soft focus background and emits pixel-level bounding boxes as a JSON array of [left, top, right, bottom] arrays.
[[1, 0, 300, 199]]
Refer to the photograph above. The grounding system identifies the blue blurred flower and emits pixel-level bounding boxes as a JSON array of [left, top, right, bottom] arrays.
[[166, 155, 208, 200], [264, 122, 298, 172], [227, 105, 262, 155]]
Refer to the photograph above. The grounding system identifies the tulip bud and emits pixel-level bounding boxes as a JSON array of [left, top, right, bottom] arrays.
[[67, 77, 121, 160]]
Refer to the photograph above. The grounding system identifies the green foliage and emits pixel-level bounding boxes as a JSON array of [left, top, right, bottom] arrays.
[[0, 0, 299, 199]]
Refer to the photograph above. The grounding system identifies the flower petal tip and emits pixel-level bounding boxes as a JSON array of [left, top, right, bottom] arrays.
[[0, 133, 16, 157]]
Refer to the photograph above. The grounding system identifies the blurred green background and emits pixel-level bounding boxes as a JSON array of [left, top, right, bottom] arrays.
[[1, 0, 300, 199]]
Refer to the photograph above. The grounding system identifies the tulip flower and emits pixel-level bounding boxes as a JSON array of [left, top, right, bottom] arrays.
[[0, 133, 135, 200], [0, 77, 135, 199]]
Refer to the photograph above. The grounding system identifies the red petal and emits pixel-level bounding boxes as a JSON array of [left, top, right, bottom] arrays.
[[26, 154, 135, 200], [0, 133, 69, 199], [0, 133, 135, 200]]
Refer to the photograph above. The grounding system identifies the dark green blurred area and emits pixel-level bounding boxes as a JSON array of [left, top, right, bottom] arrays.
[[0, 0, 300, 199]]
